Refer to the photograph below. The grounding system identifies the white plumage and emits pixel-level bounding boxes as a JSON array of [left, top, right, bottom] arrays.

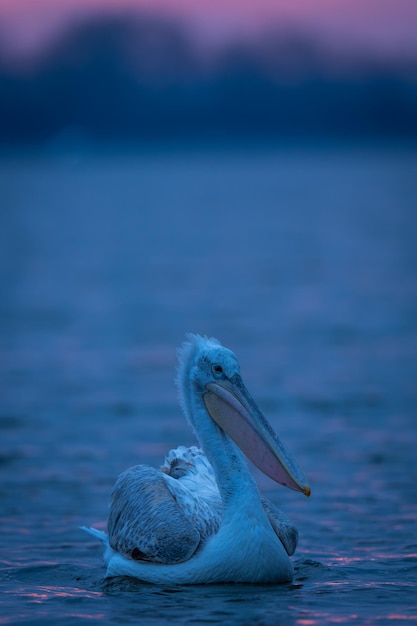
[[82, 334, 310, 584]]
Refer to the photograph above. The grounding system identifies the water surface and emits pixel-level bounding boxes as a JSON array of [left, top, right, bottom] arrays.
[[1, 146, 416, 624]]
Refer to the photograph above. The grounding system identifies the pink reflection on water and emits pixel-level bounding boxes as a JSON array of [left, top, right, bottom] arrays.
[[1, 608, 106, 624], [329, 556, 365, 565], [66, 616, 106, 621], [329, 618, 359, 624], [296, 613, 360, 625], [297, 613, 416, 624], [22, 586, 103, 602], [325, 551, 416, 566]]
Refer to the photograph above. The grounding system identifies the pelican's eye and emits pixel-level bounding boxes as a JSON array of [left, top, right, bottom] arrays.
[[212, 364, 223, 375]]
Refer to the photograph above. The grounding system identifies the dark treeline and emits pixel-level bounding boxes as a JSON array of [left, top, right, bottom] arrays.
[[1, 13, 416, 145]]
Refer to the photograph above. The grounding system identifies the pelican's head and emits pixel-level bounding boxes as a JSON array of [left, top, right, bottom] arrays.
[[178, 334, 240, 393], [177, 334, 310, 497]]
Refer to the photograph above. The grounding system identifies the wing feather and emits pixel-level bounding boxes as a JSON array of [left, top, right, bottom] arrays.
[[108, 465, 202, 564], [261, 497, 298, 556]]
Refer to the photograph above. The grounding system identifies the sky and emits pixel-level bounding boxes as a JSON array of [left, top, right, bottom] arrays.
[[0, 0, 417, 61]]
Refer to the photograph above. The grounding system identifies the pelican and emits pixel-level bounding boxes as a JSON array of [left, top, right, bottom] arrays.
[[82, 334, 310, 584]]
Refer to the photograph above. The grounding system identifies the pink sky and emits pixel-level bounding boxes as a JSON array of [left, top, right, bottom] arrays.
[[1, 0, 417, 60]]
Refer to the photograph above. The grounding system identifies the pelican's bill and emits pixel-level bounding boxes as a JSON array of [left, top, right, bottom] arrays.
[[203, 375, 310, 497]]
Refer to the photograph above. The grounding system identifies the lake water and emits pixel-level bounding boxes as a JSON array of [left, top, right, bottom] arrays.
[[1, 145, 417, 625]]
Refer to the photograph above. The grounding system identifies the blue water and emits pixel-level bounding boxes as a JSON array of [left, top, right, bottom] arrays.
[[1, 145, 417, 625]]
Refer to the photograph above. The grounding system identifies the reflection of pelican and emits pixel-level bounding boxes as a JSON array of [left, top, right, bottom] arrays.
[[82, 335, 310, 584]]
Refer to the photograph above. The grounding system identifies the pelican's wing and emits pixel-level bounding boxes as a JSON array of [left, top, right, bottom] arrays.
[[107, 465, 219, 565], [261, 497, 299, 556]]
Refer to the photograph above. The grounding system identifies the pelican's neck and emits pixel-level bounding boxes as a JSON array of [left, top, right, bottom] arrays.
[[186, 392, 261, 508]]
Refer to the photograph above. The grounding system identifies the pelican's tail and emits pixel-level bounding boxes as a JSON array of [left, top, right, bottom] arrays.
[[80, 525, 108, 544], [81, 525, 115, 566]]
